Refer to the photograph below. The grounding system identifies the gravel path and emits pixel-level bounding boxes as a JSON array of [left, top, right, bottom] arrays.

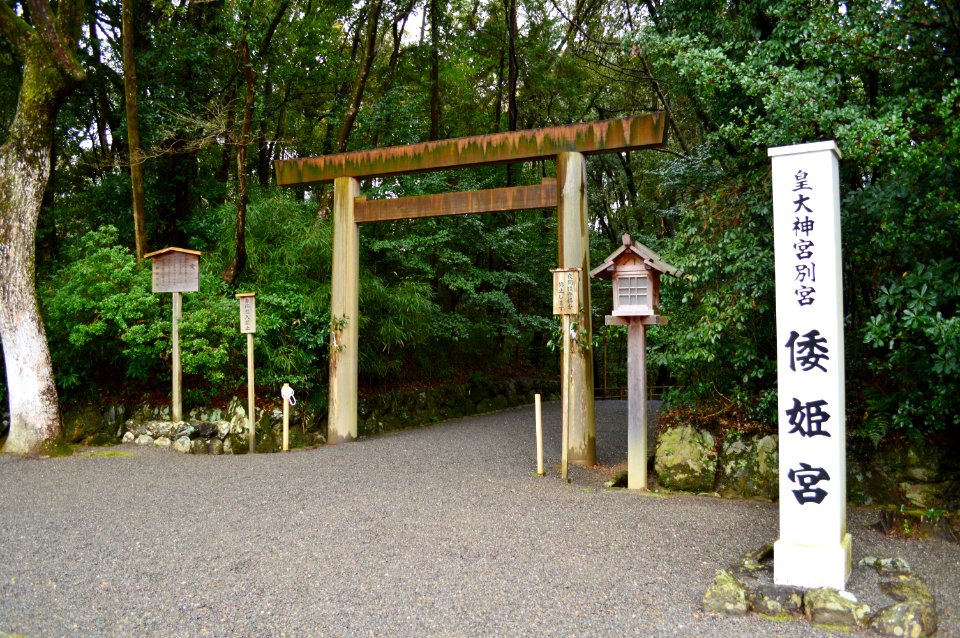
[[1, 400, 958, 638]]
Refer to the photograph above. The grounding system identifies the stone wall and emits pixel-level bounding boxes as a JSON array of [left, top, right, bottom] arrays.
[[55, 377, 560, 456], [654, 425, 959, 510]]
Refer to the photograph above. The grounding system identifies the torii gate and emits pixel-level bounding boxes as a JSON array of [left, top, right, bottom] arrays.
[[274, 113, 668, 466]]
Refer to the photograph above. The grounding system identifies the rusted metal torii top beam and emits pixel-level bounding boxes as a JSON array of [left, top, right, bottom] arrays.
[[274, 113, 667, 186]]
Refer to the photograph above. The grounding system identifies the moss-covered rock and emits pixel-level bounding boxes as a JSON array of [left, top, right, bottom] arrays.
[[869, 600, 939, 638], [655, 426, 716, 492], [748, 584, 803, 618], [804, 588, 871, 628], [716, 434, 778, 500], [702, 569, 749, 616]]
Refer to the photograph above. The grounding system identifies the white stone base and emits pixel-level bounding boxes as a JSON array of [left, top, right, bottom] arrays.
[[774, 533, 852, 590]]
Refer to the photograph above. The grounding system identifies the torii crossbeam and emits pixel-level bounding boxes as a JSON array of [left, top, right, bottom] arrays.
[[275, 113, 668, 463]]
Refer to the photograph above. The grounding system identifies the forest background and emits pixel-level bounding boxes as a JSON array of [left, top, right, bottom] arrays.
[[0, 0, 957, 453]]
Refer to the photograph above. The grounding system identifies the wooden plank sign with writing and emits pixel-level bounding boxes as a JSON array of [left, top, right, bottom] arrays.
[[551, 268, 580, 316], [145, 247, 201, 293], [236, 293, 257, 334]]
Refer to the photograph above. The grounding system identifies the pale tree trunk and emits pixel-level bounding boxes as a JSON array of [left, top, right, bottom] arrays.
[[122, 0, 148, 260], [0, 0, 86, 455]]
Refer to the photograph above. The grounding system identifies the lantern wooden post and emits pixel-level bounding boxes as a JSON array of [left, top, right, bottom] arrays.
[[591, 235, 679, 490], [627, 319, 647, 489], [557, 152, 596, 467], [329, 176, 360, 444], [145, 247, 201, 424], [237, 293, 257, 452]]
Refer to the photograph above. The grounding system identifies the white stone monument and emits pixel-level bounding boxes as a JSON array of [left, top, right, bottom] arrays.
[[769, 141, 851, 590]]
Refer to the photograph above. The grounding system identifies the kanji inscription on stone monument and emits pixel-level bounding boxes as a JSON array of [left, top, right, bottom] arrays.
[[769, 140, 851, 590]]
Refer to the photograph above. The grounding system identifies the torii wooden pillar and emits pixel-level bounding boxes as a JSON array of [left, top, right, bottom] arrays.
[[275, 114, 668, 460]]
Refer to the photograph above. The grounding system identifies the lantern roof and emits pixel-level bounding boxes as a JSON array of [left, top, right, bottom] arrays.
[[144, 247, 202, 259], [590, 234, 680, 280]]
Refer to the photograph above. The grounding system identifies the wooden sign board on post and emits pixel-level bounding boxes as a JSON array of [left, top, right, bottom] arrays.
[[146, 247, 201, 293], [550, 268, 581, 482], [144, 247, 202, 424], [551, 268, 580, 316], [236, 293, 257, 333], [235, 293, 257, 452]]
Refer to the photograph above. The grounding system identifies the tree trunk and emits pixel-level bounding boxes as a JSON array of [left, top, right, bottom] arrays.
[[336, 0, 382, 152], [122, 0, 148, 260], [0, 0, 86, 455], [503, 0, 518, 185], [428, 0, 441, 141], [223, 36, 256, 285]]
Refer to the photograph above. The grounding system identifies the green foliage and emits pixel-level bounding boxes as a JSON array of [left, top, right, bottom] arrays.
[[41, 226, 243, 405], [12, 0, 955, 452], [628, 0, 960, 436], [40, 227, 162, 399]]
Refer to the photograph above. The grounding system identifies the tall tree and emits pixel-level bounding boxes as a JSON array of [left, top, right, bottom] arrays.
[[336, 0, 382, 152], [222, 25, 255, 285], [0, 0, 86, 454], [122, 0, 148, 260], [428, 0, 441, 140]]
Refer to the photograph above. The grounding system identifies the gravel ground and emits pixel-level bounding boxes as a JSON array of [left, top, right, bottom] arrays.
[[1, 400, 958, 638]]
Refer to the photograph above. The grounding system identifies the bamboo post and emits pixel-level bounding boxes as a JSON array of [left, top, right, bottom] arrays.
[[535, 393, 544, 476], [171, 291, 182, 422], [281, 383, 293, 452]]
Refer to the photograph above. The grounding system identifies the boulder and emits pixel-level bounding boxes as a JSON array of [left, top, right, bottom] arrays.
[[121, 431, 135, 444], [61, 406, 103, 443], [899, 481, 957, 510], [716, 434, 778, 500], [859, 556, 913, 576], [172, 436, 192, 453], [804, 588, 870, 628], [748, 584, 803, 618], [869, 600, 938, 638], [655, 426, 717, 492], [134, 434, 154, 446], [102, 404, 128, 435], [154, 437, 172, 448], [879, 575, 934, 603], [702, 569, 749, 616]]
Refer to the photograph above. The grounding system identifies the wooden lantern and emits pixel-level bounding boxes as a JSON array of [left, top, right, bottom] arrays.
[[590, 234, 679, 491], [590, 234, 679, 321]]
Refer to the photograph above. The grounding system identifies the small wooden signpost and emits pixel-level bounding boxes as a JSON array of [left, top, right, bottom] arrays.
[[551, 267, 580, 482], [591, 235, 679, 490], [145, 247, 201, 422], [236, 293, 257, 453]]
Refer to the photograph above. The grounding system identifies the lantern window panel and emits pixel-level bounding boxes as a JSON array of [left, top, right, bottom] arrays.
[[616, 275, 649, 309]]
